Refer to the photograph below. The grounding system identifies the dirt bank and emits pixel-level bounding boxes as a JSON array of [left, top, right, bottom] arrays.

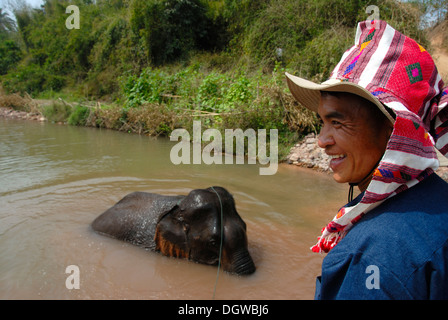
[[0, 107, 46, 121]]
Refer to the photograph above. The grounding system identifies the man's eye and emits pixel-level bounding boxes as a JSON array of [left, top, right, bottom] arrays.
[[331, 120, 342, 126]]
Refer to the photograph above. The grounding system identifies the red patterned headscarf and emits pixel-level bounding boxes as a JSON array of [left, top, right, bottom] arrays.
[[287, 20, 448, 253]]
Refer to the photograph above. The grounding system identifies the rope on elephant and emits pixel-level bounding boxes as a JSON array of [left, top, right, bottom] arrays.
[[211, 186, 224, 300]]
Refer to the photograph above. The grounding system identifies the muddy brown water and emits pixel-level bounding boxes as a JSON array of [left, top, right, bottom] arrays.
[[0, 118, 347, 299]]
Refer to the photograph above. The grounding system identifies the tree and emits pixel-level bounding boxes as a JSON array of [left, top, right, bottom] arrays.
[[417, 0, 448, 26], [130, 0, 220, 65], [426, 0, 447, 21], [0, 8, 16, 38], [0, 8, 21, 75], [0, 39, 22, 75]]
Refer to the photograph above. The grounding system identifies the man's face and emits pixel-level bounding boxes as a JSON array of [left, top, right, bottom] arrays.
[[317, 93, 392, 186]]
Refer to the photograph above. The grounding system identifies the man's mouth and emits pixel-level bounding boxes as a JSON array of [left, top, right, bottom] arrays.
[[329, 154, 346, 160], [329, 154, 347, 170]]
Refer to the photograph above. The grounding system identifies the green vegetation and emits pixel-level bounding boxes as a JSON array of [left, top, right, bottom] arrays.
[[0, 0, 444, 159]]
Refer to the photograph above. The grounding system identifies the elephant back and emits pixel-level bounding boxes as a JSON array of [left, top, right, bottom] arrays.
[[91, 192, 184, 250]]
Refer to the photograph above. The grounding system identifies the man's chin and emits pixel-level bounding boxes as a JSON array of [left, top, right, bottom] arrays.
[[332, 173, 347, 184]]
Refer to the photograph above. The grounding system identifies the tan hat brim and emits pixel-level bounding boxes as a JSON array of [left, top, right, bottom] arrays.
[[285, 72, 448, 166], [285, 72, 395, 124]]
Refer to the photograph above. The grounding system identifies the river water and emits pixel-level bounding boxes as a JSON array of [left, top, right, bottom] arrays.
[[0, 117, 347, 300]]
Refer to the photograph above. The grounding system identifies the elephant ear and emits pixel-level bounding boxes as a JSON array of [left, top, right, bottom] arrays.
[[154, 204, 190, 259]]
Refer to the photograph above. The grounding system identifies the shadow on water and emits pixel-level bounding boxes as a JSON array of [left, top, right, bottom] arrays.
[[0, 118, 347, 299]]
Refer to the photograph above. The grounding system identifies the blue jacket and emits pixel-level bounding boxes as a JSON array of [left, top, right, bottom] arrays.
[[315, 173, 448, 299]]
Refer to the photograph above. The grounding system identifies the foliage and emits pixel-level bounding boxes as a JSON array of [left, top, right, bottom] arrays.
[[240, 0, 428, 71], [0, 90, 38, 112], [121, 67, 255, 115], [67, 105, 90, 126], [0, 9, 21, 75], [196, 72, 228, 112], [121, 68, 171, 107], [2, 0, 430, 97], [0, 0, 439, 158], [42, 101, 72, 123], [418, 0, 448, 27], [0, 40, 22, 75], [0, 8, 15, 37], [130, 0, 225, 65], [2, 64, 65, 94], [119, 62, 315, 140]]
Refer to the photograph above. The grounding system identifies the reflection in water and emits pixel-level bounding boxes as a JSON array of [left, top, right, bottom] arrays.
[[0, 118, 347, 299]]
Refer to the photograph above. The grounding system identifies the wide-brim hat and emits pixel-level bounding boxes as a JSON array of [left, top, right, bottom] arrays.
[[285, 20, 448, 167], [285, 73, 396, 123], [285, 72, 448, 166]]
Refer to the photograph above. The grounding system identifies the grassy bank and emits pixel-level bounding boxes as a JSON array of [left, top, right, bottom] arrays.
[[0, 63, 319, 160]]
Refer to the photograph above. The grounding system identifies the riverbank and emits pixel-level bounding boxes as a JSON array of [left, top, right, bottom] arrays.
[[2, 105, 448, 182], [285, 133, 330, 172], [0, 106, 46, 122]]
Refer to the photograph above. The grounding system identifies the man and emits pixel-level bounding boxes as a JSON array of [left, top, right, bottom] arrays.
[[286, 20, 448, 299]]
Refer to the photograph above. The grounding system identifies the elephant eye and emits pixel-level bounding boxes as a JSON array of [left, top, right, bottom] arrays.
[[209, 239, 219, 248]]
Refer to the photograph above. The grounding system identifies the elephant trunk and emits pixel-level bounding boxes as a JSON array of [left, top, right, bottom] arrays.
[[225, 249, 256, 275]]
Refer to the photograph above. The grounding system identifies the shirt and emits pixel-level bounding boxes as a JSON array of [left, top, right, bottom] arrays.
[[315, 173, 448, 299]]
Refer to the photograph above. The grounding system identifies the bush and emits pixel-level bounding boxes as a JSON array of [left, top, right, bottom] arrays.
[[0, 40, 22, 75], [121, 68, 170, 108], [0, 91, 38, 112], [2, 64, 66, 95], [296, 27, 353, 81], [224, 75, 253, 107], [197, 72, 228, 112], [125, 103, 180, 136], [119, 61, 320, 136], [42, 101, 72, 123], [2, 0, 428, 100], [2, 64, 47, 94], [241, 0, 426, 74], [45, 75, 66, 92], [68, 105, 90, 126], [130, 0, 217, 65]]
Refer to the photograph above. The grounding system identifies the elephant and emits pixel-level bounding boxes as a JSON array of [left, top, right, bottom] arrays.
[[91, 186, 256, 275]]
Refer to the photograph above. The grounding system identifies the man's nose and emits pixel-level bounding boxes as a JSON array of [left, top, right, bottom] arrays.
[[317, 127, 334, 149]]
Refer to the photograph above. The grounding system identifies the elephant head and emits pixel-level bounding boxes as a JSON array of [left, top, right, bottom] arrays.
[[154, 187, 256, 275]]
